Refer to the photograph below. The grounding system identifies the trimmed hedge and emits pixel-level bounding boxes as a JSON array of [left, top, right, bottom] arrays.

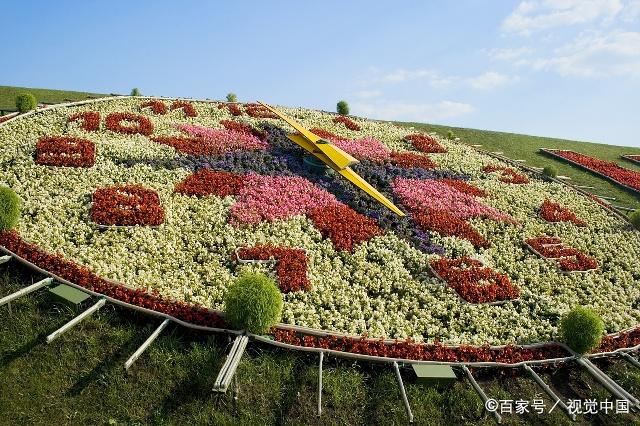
[[15, 93, 37, 113], [224, 272, 282, 334], [543, 166, 558, 178], [0, 186, 21, 230], [337, 100, 349, 116], [561, 306, 604, 354]]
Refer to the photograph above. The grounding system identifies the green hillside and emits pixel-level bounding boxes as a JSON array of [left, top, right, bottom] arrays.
[[0, 85, 108, 112]]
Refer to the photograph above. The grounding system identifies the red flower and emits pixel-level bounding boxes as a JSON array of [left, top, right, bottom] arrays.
[[236, 244, 311, 293], [92, 185, 164, 226], [333, 115, 361, 131], [218, 103, 243, 116], [539, 199, 586, 226], [170, 100, 197, 117], [525, 236, 597, 271], [404, 134, 447, 153], [390, 152, 438, 169], [220, 119, 268, 141], [412, 209, 490, 248], [308, 204, 383, 252], [483, 165, 529, 184], [431, 257, 519, 303], [35, 136, 95, 168], [175, 169, 245, 196], [105, 112, 153, 136], [67, 111, 100, 131], [546, 150, 640, 192], [140, 100, 168, 115], [310, 127, 345, 140], [438, 179, 487, 197], [244, 103, 279, 119]]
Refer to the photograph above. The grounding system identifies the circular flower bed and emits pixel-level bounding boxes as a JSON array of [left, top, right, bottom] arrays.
[[1, 97, 639, 357]]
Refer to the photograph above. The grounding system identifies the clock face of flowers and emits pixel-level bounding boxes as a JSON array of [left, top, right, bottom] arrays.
[[1, 97, 639, 347]]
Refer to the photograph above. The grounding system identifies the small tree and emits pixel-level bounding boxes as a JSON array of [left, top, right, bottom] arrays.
[[337, 100, 349, 115], [15, 92, 37, 113], [0, 186, 21, 230], [629, 209, 640, 229], [224, 272, 282, 334], [130, 88, 142, 96], [561, 306, 604, 354], [446, 130, 455, 140], [543, 166, 558, 178], [226, 93, 238, 102]]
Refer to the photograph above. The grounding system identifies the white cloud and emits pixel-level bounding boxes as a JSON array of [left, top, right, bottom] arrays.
[[353, 90, 382, 99], [487, 47, 534, 61], [529, 30, 640, 77], [622, 0, 640, 21], [353, 100, 474, 122], [466, 72, 519, 90], [502, 0, 624, 35], [375, 68, 456, 88]]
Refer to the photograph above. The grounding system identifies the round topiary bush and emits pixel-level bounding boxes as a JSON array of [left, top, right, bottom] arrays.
[[337, 100, 349, 116], [226, 93, 238, 102], [224, 272, 283, 334], [0, 186, 21, 230], [629, 209, 640, 229], [130, 88, 141, 96], [543, 166, 558, 178], [561, 306, 604, 354], [15, 92, 37, 113]]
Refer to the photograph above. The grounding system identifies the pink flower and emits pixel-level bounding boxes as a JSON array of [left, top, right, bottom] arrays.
[[230, 174, 337, 224], [392, 178, 516, 223], [176, 124, 268, 154], [331, 137, 390, 162]]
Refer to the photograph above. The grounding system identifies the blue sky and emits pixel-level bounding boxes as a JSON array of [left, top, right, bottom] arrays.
[[3, 1, 640, 146]]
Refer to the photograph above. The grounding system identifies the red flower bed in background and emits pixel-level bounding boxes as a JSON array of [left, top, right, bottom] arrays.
[[35, 136, 95, 168], [390, 152, 438, 169], [220, 119, 268, 141], [218, 103, 244, 116], [483, 164, 529, 184], [140, 100, 168, 115], [310, 127, 345, 140], [622, 154, 640, 165], [170, 100, 198, 117], [438, 179, 487, 197], [0, 230, 227, 328], [546, 150, 640, 192], [333, 115, 361, 131], [431, 257, 519, 303], [105, 112, 154, 136], [308, 204, 383, 252], [273, 329, 568, 363], [175, 169, 245, 197], [539, 200, 586, 226], [92, 185, 164, 226], [236, 244, 311, 293], [67, 111, 100, 131], [244, 103, 279, 119], [404, 134, 447, 153], [412, 209, 490, 248], [526, 236, 597, 272]]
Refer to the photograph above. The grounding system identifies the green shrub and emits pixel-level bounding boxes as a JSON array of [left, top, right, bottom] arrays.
[[561, 306, 604, 354], [226, 93, 238, 102], [336, 100, 349, 115], [629, 210, 640, 229], [15, 93, 37, 113], [0, 186, 21, 230], [130, 88, 141, 96], [224, 272, 282, 333], [543, 166, 558, 178], [446, 130, 454, 139]]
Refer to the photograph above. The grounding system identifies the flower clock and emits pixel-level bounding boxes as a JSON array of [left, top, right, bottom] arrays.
[[1, 97, 639, 363]]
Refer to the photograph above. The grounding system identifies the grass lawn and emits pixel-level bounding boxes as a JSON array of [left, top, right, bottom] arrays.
[[2, 265, 639, 425], [396, 122, 640, 211], [0, 85, 108, 112]]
